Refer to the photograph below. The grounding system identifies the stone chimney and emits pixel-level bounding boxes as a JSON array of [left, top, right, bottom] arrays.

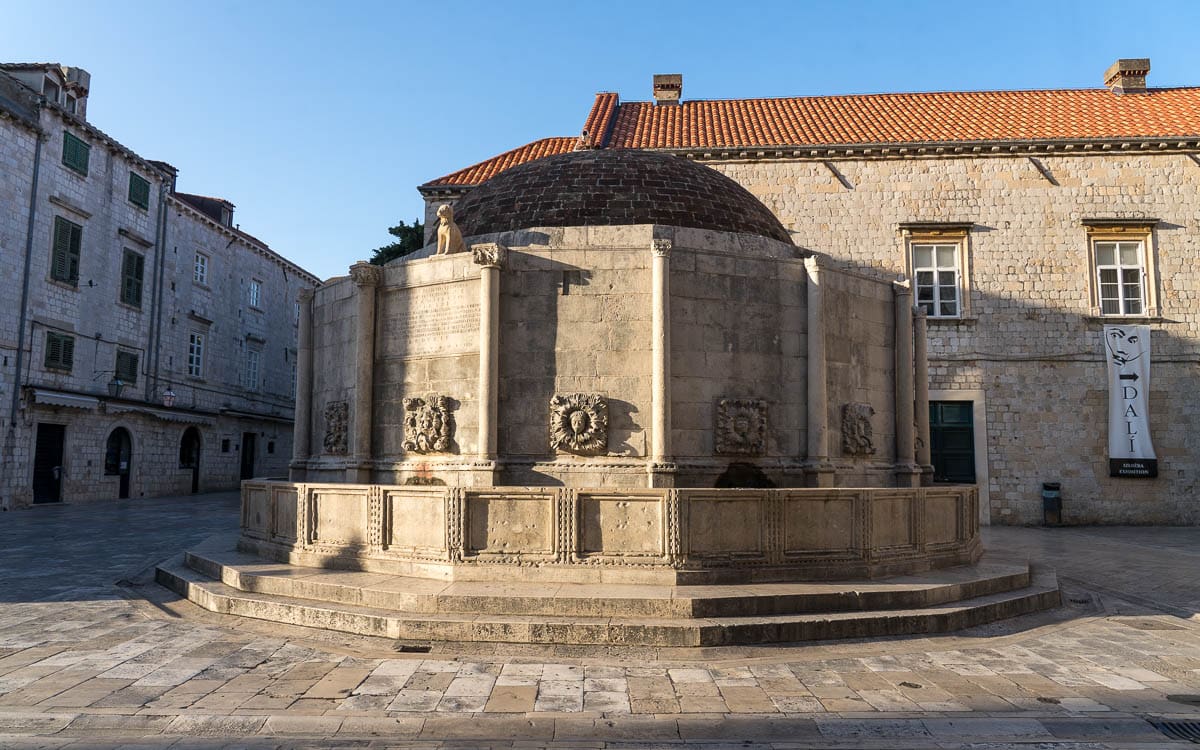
[[653, 74, 682, 105], [1104, 58, 1150, 95]]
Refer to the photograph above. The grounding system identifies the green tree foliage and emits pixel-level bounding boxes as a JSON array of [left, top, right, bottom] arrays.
[[369, 219, 425, 265]]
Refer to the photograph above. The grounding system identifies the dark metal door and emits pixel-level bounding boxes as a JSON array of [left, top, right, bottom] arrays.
[[180, 427, 201, 494], [930, 401, 976, 483], [104, 428, 132, 499], [32, 423, 65, 504], [240, 432, 256, 480]]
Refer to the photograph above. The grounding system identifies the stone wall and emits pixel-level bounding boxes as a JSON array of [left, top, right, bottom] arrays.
[[714, 153, 1200, 523]]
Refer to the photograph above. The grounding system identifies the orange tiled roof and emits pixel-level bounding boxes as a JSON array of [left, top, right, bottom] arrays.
[[606, 88, 1200, 149], [422, 137, 577, 188], [421, 87, 1200, 189]]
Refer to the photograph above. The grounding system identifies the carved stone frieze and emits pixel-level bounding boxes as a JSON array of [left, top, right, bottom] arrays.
[[402, 394, 454, 453], [715, 398, 767, 455], [841, 402, 877, 456], [549, 393, 608, 454], [322, 401, 348, 455], [651, 238, 672, 257]]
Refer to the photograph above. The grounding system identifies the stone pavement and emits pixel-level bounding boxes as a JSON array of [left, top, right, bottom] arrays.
[[0, 492, 1199, 748]]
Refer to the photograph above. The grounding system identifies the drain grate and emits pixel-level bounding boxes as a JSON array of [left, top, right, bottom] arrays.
[[1121, 618, 1187, 631], [395, 643, 433, 653], [1150, 719, 1200, 743]]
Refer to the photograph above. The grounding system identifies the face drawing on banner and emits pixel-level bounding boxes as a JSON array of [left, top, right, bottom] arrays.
[[1106, 328, 1143, 367]]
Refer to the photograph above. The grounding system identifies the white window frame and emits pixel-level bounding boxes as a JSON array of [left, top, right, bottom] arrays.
[[245, 349, 261, 392], [187, 332, 205, 378], [248, 279, 262, 308], [903, 226, 971, 320], [193, 252, 208, 285], [1085, 223, 1158, 318]]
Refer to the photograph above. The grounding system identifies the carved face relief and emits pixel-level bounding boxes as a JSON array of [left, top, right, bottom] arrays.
[[841, 402, 877, 456], [322, 401, 349, 455], [715, 398, 767, 455], [403, 395, 454, 453], [550, 393, 608, 454]]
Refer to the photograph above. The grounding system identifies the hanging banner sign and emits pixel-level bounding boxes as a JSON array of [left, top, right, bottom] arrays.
[[1104, 325, 1156, 478]]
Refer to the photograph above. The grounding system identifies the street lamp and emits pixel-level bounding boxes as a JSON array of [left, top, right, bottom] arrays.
[[107, 376, 125, 399], [162, 386, 177, 408]]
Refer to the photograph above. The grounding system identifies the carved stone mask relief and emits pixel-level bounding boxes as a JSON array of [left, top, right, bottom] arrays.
[[841, 402, 876, 456], [403, 395, 454, 453], [550, 393, 608, 454], [715, 398, 767, 455]]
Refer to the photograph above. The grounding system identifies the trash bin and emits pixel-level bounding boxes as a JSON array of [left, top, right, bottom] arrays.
[[1042, 482, 1062, 526]]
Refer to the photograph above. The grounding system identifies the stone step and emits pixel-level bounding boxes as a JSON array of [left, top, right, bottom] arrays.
[[156, 557, 1060, 647], [179, 535, 1033, 619]]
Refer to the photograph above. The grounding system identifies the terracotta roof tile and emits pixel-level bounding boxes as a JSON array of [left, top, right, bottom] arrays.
[[607, 88, 1200, 149], [580, 92, 619, 147], [422, 87, 1200, 188], [421, 136, 578, 188]]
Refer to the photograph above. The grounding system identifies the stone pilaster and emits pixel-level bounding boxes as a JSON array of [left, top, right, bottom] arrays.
[[893, 281, 920, 487], [649, 238, 675, 487], [804, 256, 835, 487], [913, 306, 933, 486], [472, 243, 505, 484], [348, 262, 381, 483], [289, 287, 315, 481]]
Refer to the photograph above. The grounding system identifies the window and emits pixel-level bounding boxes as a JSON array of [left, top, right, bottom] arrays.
[[128, 173, 150, 209], [62, 132, 89, 175], [193, 252, 209, 285], [248, 280, 262, 308], [290, 362, 296, 399], [221, 438, 231, 453], [293, 301, 301, 325], [120, 249, 144, 307], [115, 350, 139, 384], [44, 332, 75, 371], [903, 224, 971, 319], [267, 440, 275, 455], [244, 350, 260, 391], [912, 244, 960, 317], [43, 78, 61, 104], [1085, 222, 1158, 318], [1094, 241, 1145, 316], [187, 332, 205, 378], [51, 216, 82, 285]]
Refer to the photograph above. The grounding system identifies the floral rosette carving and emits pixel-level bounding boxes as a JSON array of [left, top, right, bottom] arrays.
[[549, 393, 608, 454]]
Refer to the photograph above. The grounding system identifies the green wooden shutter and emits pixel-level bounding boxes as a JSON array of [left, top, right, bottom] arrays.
[[62, 132, 89, 175], [121, 250, 144, 306], [61, 335, 75, 369], [51, 217, 82, 284], [128, 173, 150, 209], [67, 221, 81, 282]]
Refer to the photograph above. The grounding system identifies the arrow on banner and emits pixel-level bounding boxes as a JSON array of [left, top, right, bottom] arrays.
[[1119, 373, 1140, 381]]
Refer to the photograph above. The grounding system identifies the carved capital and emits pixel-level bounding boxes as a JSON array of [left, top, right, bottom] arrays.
[[349, 261, 382, 288], [912, 305, 928, 320], [651, 239, 672, 258], [297, 287, 316, 304], [471, 243, 507, 270]]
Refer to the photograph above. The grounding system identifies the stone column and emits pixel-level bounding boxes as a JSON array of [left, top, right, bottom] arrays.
[[804, 256, 835, 487], [913, 306, 934, 486], [348, 262, 381, 483], [893, 281, 920, 487], [289, 287, 316, 481], [472, 243, 505, 476], [649, 238, 675, 488]]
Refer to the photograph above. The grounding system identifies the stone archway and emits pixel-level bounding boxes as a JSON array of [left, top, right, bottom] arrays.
[[104, 427, 133, 499], [180, 427, 202, 494]]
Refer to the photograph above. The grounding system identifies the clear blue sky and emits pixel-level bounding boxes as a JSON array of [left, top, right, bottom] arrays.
[[4, 0, 1199, 279]]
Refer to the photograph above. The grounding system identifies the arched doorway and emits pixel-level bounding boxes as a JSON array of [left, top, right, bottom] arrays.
[[104, 427, 133, 499], [179, 427, 202, 494]]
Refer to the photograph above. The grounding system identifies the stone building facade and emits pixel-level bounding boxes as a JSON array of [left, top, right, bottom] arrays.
[[0, 63, 319, 510], [419, 61, 1200, 525]]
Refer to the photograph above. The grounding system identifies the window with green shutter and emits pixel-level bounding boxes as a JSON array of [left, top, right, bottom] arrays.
[[128, 172, 150, 209], [62, 132, 89, 175], [51, 216, 82, 285], [115, 350, 139, 384], [44, 332, 75, 371], [120, 249, 144, 307]]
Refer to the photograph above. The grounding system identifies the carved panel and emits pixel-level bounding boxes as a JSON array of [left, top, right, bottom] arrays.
[[271, 487, 299, 543], [309, 489, 369, 549], [549, 393, 608, 454], [576, 492, 664, 559], [387, 490, 448, 554], [402, 395, 454, 453], [841, 402, 876, 456], [322, 401, 349, 455], [464, 491, 555, 559], [715, 398, 767, 456]]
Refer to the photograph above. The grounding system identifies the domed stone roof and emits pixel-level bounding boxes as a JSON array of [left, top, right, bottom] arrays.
[[451, 149, 792, 243]]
